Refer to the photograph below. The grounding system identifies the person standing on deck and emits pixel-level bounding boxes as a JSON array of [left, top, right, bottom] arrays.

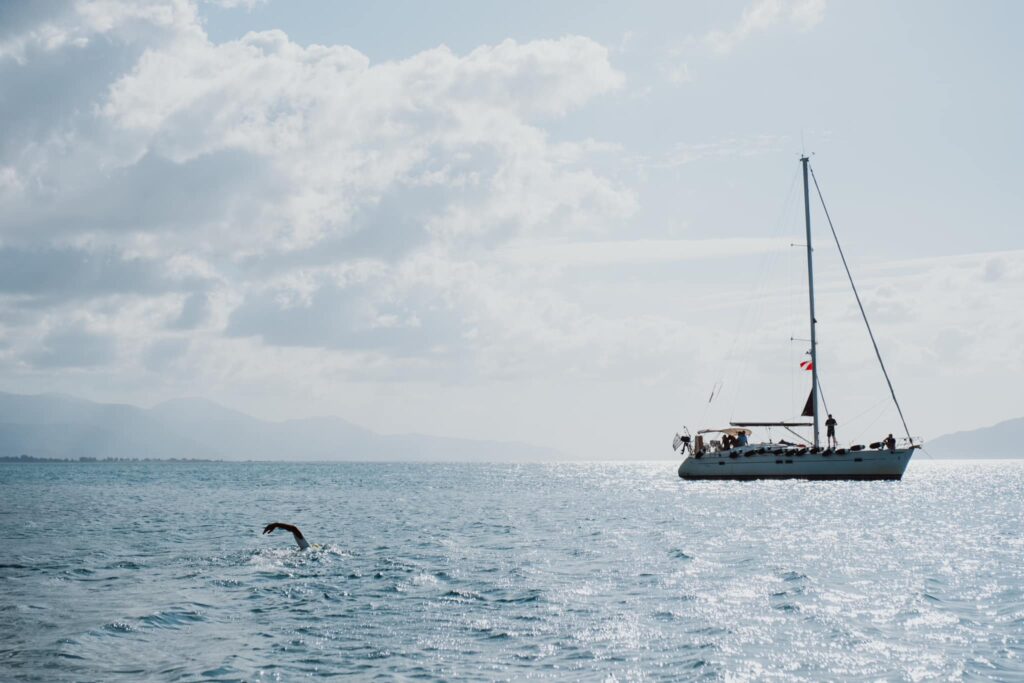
[[825, 414, 838, 448]]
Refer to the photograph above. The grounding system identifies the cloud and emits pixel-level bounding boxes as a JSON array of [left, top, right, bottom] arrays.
[[0, 0, 643, 386], [0, 245, 213, 316], [142, 337, 190, 371], [2, 6, 628, 254], [0, 1, 201, 64], [168, 292, 211, 330], [705, 0, 826, 55], [226, 259, 468, 356], [811, 250, 1024, 381], [26, 324, 116, 368], [663, 61, 692, 86], [643, 135, 789, 169], [202, 0, 265, 8], [91, 30, 628, 253], [496, 237, 790, 268], [982, 256, 1006, 282]]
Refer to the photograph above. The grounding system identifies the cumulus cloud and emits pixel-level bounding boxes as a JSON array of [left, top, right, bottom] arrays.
[[705, 0, 826, 55], [92, 29, 627, 252], [0, 0, 644, 386]]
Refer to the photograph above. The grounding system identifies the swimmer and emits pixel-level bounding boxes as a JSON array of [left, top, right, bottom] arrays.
[[262, 522, 310, 550]]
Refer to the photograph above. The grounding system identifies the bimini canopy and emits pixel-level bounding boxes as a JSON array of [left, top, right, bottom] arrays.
[[698, 427, 752, 437]]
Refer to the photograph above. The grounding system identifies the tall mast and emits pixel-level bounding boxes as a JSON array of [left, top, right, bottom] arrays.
[[801, 156, 820, 448]]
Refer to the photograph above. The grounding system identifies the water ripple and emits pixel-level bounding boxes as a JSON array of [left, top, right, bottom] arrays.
[[1, 460, 1022, 680]]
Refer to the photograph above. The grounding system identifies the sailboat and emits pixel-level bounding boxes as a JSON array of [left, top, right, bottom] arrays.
[[674, 157, 918, 480]]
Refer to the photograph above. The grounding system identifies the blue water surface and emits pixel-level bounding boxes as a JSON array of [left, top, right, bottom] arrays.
[[1, 460, 1022, 681]]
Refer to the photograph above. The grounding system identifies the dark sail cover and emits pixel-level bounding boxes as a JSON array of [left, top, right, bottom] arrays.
[[801, 390, 815, 417]]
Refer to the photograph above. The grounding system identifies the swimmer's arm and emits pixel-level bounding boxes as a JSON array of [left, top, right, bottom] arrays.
[[262, 522, 309, 549], [263, 522, 302, 536]]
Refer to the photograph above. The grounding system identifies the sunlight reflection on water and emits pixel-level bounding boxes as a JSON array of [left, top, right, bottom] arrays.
[[1, 459, 1022, 680]]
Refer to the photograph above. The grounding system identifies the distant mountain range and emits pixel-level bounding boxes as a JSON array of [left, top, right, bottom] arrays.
[[0, 391, 559, 462], [2, 390, 1018, 461], [924, 417, 1024, 459]]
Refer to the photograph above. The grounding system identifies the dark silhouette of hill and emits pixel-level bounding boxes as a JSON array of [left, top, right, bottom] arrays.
[[925, 417, 1024, 459], [0, 391, 558, 462]]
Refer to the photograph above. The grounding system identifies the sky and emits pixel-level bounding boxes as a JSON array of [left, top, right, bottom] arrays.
[[1, 0, 1022, 459]]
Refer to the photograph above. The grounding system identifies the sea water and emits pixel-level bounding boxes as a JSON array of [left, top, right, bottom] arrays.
[[1, 460, 1022, 681]]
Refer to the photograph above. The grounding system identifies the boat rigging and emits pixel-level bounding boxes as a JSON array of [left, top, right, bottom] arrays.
[[674, 157, 919, 480]]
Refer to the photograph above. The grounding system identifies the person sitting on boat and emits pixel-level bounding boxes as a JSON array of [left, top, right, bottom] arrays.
[[825, 414, 838, 448], [735, 432, 749, 447], [721, 434, 733, 450], [884, 433, 896, 450]]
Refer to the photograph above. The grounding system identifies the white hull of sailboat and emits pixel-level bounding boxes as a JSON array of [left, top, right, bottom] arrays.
[[678, 447, 914, 481]]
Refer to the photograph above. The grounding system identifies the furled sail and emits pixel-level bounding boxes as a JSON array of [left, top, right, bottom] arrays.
[[801, 389, 815, 417]]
